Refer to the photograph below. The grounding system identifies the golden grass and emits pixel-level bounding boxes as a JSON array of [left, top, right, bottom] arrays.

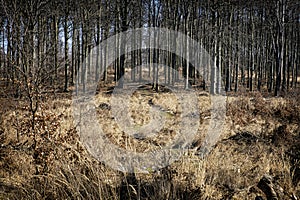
[[0, 87, 299, 199]]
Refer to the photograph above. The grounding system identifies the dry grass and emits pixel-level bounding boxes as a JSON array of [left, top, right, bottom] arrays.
[[0, 86, 299, 199]]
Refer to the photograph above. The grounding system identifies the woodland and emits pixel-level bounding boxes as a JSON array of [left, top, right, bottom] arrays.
[[0, 0, 299, 199]]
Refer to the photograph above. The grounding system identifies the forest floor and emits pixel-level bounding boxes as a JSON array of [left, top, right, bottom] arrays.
[[0, 82, 300, 199]]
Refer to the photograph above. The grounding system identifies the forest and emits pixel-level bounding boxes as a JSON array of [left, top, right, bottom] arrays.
[[0, 0, 299, 95], [0, 0, 300, 199]]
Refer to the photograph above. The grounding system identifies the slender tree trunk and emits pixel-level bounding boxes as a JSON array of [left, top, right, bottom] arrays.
[[64, 14, 69, 92], [274, 0, 286, 96]]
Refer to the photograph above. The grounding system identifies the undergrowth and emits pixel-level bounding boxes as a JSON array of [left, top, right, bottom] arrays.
[[0, 90, 299, 199]]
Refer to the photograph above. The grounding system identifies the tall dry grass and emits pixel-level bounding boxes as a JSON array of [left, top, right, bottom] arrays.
[[0, 89, 299, 199]]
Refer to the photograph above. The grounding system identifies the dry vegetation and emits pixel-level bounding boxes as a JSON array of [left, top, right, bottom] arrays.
[[0, 86, 300, 199]]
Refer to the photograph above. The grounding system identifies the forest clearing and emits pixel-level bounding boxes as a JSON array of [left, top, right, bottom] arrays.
[[1, 72, 300, 199]]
